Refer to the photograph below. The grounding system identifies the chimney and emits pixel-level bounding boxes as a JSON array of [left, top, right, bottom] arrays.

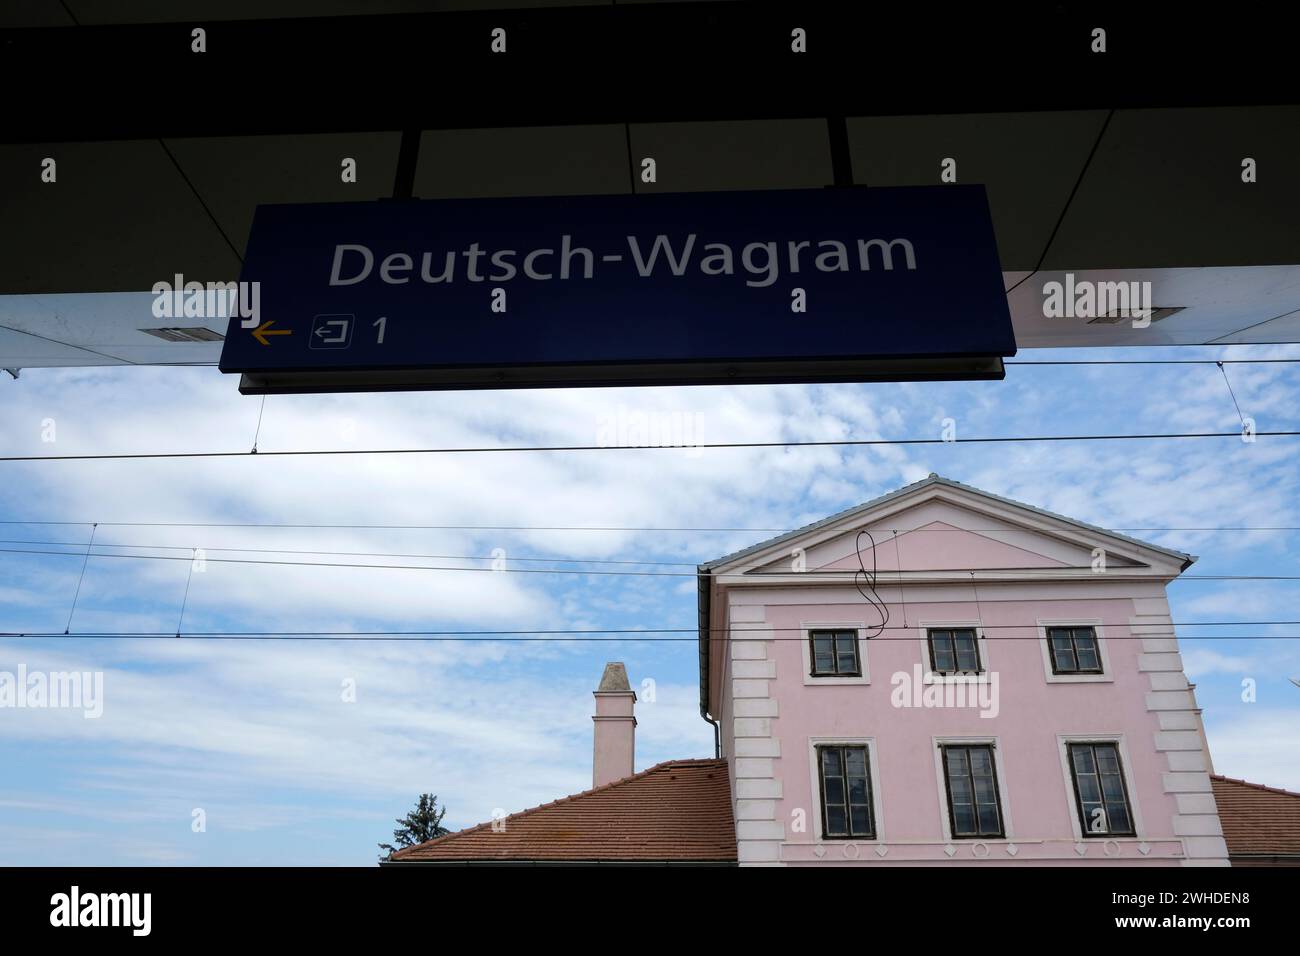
[[592, 662, 637, 788]]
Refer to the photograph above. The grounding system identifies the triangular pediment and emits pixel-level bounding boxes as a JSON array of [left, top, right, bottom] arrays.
[[709, 476, 1191, 580], [750, 508, 1144, 574]]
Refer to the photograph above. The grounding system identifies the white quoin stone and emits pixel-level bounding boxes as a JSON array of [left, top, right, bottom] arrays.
[[736, 778, 783, 799], [733, 698, 779, 718], [732, 679, 770, 698], [1163, 772, 1213, 793], [1166, 750, 1208, 772], [734, 737, 781, 758], [733, 718, 772, 738]]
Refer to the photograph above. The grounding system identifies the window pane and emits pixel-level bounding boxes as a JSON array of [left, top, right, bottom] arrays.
[[821, 748, 841, 776], [1077, 773, 1101, 803], [1105, 801, 1132, 834], [844, 748, 866, 777], [1074, 631, 1100, 670], [949, 774, 972, 803], [954, 631, 980, 671], [825, 805, 847, 836], [1101, 773, 1126, 802], [823, 777, 844, 806], [848, 776, 868, 803], [1083, 802, 1107, 833], [977, 804, 1000, 834], [1052, 634, 1077, 671], [952, 802, 976, 835], [969, 748, 992, 775], [1096, 745, 1120, 773], [946, 748, 968, 775], [813, 635, 835, 673], [1071, 746, 1096, 774], [931, 632, 955, 672], [835, 633, 858, 673], [849, 804, 871, 835]]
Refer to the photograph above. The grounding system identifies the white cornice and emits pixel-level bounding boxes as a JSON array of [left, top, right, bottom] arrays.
[[714, 568, 1182, 587]]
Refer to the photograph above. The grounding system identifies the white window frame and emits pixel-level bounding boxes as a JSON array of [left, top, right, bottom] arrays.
[[931, 735, 1013, 842], [1056, 733, 1146, 841], [801, 622, 871, 686], [807, 736, 885, 843], [1038, 618, 1113, 684], [917, 619, 991, 685]]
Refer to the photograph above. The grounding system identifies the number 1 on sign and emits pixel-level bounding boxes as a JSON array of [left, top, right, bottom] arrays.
[[373, 316, 387, 344]]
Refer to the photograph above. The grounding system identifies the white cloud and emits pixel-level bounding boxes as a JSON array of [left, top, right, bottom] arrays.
[[1206, 708, 1300, 792], [0, 636, 712, 838], [1181, 648, 1255, 677]]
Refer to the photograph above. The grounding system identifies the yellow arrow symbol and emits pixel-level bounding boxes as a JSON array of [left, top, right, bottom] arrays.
[[251, 320, 292, 346]]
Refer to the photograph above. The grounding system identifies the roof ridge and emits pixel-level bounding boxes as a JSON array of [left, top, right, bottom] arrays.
[[389, 758, 725, 859], [1212, 773, 1300, 798]]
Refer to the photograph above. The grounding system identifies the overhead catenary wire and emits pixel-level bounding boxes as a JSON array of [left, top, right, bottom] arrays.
[[1002, 107, 1113, 298], [1217, 360, 1249, 428], [4, 630, 1299, 641], [3, 520, 1300, 534], [0, 543, 1297, 581], [0, 537, 705, 568], [174, 548, 199, 638], [62, 522, 96, 634], [853, 528, 889, 637], [891, 531, 908, 627], [250, 393, 268, 453], [3, 429, 1300, 463], [1006, 358, 1300, 366], [61, 355, 1300, 370]]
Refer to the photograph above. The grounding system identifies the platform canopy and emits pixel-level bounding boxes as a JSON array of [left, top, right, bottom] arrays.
[[3, 1, 1298, 371]]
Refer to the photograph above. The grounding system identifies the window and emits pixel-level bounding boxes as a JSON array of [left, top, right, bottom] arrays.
[[1048, 626, 1103, 675], [817, 745, 876, 839], [928, 627, 982, 674], [941, 744, 1004, 838], [1068, 742, 1135, 837], [809, 628, 860, 677]]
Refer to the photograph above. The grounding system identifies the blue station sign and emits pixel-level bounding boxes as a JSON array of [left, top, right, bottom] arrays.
[[218, 185, 1015, 393]]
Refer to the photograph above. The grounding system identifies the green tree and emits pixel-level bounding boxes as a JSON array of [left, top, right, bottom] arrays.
[[378, 793, 450, 861]]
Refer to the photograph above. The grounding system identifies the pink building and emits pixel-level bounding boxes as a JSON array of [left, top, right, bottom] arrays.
[[699, 474, 1228, 866], [391, 474, 1282, 867]]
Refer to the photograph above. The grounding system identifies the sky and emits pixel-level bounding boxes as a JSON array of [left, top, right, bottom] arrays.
[[1, 342, 1298, 865]]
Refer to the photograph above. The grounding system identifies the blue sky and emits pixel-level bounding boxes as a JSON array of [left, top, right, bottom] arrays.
[[1, 343, 1298, 864]]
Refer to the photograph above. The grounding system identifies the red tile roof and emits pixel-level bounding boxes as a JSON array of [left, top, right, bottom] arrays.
[[1211, 774, 1300, 859], [387, 759, 736, 864]]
